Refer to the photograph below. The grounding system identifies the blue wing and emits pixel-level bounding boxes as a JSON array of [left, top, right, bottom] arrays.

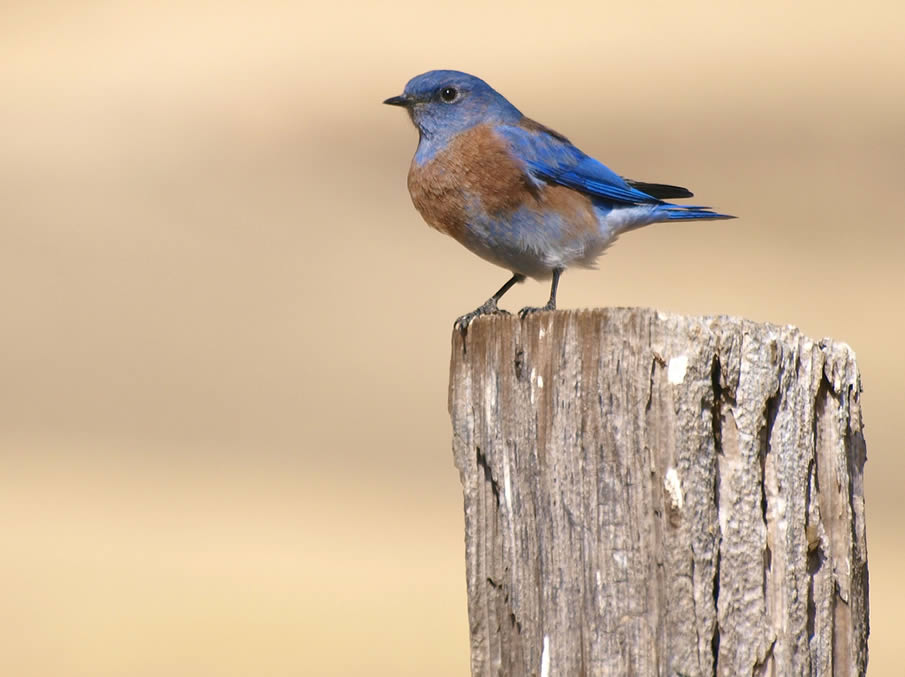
[[495, 120, 665, 205]]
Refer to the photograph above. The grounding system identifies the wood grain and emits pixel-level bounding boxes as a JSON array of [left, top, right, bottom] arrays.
[[448, 308, 868, 676]]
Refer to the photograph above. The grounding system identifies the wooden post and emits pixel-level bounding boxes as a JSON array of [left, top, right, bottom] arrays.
[[448, 308, 868, 676]]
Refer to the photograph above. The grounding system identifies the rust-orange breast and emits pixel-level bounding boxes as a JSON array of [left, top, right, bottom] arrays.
[[407, 124, 536, 245], [406, 123, 604, 275]]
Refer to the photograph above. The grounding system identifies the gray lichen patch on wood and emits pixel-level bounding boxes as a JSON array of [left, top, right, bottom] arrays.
[[448, 308, 868, 677]]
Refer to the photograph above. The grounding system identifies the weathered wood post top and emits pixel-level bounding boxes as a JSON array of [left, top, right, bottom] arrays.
[[448, 308, 868, 676]]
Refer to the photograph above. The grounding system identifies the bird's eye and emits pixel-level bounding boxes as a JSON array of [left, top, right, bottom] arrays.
[[440, 86, 458, 103]]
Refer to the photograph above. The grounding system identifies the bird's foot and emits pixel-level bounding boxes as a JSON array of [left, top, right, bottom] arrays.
[[454, 299, 510, 333], [518, 302, 556, 319]]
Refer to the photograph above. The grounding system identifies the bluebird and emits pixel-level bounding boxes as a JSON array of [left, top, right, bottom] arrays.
[[384, 70, 734, 328]]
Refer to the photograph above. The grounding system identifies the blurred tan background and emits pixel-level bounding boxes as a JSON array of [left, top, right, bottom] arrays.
[[1, 1, 902, 675]]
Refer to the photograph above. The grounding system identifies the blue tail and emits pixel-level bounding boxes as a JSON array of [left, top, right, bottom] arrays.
[[657, 204, 736, 221]]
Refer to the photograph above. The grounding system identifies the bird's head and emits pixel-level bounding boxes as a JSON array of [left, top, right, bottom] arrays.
[[384, 70, 521, 142]]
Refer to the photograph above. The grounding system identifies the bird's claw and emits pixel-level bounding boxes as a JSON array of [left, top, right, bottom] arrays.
[[518, 303, 555, 319], [454, 300, 510, 333]]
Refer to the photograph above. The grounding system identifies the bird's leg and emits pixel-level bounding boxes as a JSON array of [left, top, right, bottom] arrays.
[[454, 273, 526, 330], [518, 267, 563, 318]]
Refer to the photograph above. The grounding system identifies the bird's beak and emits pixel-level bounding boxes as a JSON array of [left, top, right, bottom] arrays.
[[383, 94, 410, 107]]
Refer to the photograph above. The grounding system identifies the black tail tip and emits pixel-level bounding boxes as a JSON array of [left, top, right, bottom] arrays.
[[626, 179, 694, 200]]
